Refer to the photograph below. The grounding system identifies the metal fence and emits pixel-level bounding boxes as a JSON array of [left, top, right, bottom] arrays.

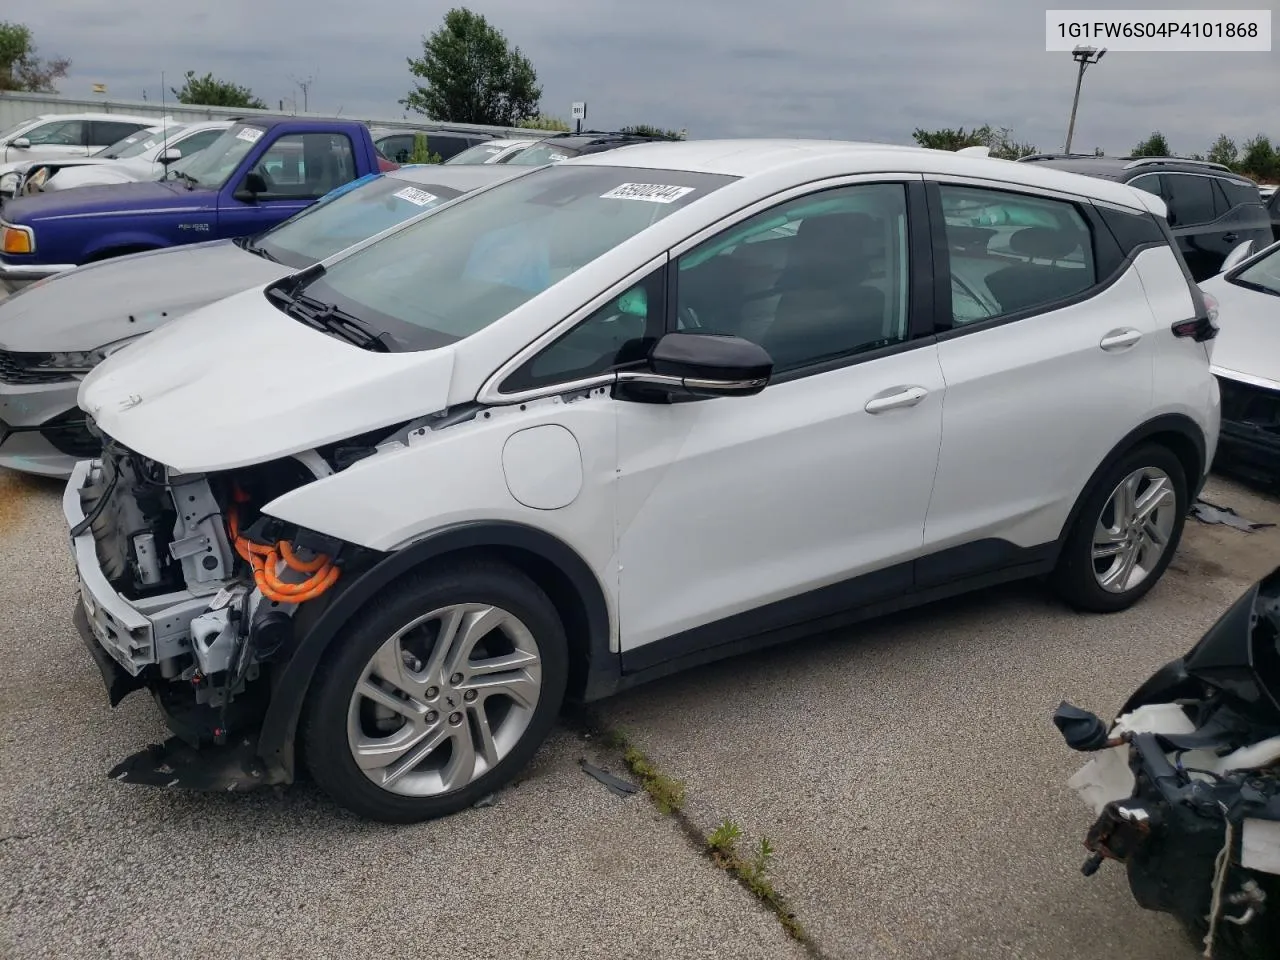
[[0, 91, 540, 140]]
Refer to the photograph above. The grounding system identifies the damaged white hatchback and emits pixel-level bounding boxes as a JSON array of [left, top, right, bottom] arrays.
[[66, 140, 1221, 822]]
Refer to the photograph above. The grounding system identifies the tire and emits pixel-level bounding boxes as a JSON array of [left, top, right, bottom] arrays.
[[302, 560, 568, 823], [1052, 443, 1188, 613]]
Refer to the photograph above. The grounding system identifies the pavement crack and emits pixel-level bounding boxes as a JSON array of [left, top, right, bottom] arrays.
[[572, 710, 830, 959]]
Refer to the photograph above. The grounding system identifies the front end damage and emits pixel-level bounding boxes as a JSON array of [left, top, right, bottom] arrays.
[[64, 430, 387, 791], [1214, 372, 1280, 486], [1055, 569, 1280, 958]]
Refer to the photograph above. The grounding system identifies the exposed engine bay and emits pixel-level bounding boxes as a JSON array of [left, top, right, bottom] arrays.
[[66, 427, 405, 785], [1055, 568, 1280, 960]]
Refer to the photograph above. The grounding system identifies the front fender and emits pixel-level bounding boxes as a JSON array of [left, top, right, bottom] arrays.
[[253, 520, 615, 781], [81, 230, 169, 261]]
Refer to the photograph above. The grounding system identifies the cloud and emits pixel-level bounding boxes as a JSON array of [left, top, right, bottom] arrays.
[[17, 0, 1279, 154]]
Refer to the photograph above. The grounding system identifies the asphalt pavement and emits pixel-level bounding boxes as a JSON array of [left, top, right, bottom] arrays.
[[2, 465, 1279, 959]]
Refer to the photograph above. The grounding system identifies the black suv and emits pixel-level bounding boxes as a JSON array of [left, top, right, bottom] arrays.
[[1017, 155, 1272, 281], [371, 128, 494, 164], [502, 130, 683, 167]]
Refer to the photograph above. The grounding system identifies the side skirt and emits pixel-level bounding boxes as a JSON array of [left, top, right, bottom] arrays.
[[602, 539, 1057, 697]]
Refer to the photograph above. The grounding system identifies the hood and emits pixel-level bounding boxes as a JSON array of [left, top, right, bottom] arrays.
[[78, 284, 457, 473], [44, 160, 154, 191], [1200, 273, 1280, 385], [2, 179, 210, 223], [0, 240, 288, 352]]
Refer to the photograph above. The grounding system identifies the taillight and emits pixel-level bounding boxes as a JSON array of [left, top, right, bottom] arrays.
[[1172, 291, 1219, 342]]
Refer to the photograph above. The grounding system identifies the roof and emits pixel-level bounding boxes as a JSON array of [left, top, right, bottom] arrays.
[[369, 126, 494, 139], [1019, 154, 1254, 184], [567, 139, 1163, 213], [28, 111, 157, 124]]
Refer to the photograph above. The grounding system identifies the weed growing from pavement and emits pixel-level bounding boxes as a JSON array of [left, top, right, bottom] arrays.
[[579, 715, 818, 954]]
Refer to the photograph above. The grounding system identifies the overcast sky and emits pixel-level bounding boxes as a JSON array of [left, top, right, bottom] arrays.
[[19, 0, 1279, 155]]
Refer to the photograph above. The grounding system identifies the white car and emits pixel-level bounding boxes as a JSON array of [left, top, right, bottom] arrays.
[[0, 112, 156, 196], [19, 120, 232, 194], [64, 139, 1221, 822], [1200, 238, 1280, 480], [444, 137, 539, 165]]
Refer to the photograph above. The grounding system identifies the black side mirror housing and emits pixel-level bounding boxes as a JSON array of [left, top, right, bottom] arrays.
[[234, 171, 268, 202], [618, 331, 772, 402]]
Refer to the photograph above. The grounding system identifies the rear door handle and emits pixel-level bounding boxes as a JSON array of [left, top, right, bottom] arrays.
[[1100, 328, 1143, 351], [865, 386, 929, 414], [1223, 233, 1238, 244]]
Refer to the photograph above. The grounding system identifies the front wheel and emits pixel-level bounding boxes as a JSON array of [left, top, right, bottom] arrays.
[[302, 561, 568, 823], [1052, 444, 1188, 613]]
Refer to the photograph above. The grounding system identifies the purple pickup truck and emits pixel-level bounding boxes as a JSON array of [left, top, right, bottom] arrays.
[[0, 115, 396, 291]]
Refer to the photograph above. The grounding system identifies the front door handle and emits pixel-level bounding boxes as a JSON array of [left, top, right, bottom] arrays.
[[865, 386, 929, 414], [1100, 328, 1143, 351], [1223, 233, 1238, 244]]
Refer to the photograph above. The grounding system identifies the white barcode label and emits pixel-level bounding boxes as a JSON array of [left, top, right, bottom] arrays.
[[393, 186, 439, 207], [600, 182, 696, 203], [208, 586, 237, 610], [236, 127, 264, 143]]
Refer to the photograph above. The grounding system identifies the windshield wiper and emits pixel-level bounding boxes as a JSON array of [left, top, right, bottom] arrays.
[[265, 283, 399, 352], [233, 235, 280, 263], [168, 169, 198, 189]]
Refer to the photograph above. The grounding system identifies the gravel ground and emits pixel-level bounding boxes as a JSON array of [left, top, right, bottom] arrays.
[[1, 463, 1278, 960]]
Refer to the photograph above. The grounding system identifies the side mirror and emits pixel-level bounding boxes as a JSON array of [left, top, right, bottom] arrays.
[[618, 331, 772, 402], [234, 171, 268, 202], [159, 147, 182, 164], [1221, 239, 1256, 275], [11, 137, 30, 149]]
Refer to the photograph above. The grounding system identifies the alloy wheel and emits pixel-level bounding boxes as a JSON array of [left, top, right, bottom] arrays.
[[346, 603, 543, 796], [1091, 466, 1177, 594]]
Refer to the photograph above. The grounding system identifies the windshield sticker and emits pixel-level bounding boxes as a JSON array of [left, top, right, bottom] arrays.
[[141, 139, 158, 150], [601, 182, 696, 204], [236, 127, 264, 144], [392, 186, 439, 207]]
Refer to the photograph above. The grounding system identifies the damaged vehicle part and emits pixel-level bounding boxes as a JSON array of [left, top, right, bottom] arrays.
[[1055, 566, 1280, 959]]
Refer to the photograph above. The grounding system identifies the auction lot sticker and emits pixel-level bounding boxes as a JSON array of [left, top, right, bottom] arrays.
[[236, 127, 265, 143], [393, 187, 439, 206], [601, 183, 696, 203], [1046, 9, 1271, 50]]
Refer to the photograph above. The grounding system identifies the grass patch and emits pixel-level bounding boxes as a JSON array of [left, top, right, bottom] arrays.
[[705, 819, 804, 941], [622, 745, 687, 814]]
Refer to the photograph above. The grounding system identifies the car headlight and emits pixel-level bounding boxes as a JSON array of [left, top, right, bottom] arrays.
[[30, 337, 141, 373], [1, 222, 35, 255], [25, 167, 50, 191]]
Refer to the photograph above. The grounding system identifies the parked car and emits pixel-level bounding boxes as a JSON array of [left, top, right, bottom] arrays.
[[1017, 155, 1273, 281], [17, 121, 232, 195], [0, 116, 390, 291], [1198, 238, 1280, 483], [1267, 187, 1280, 241], [444, 137, 540, 165], [371, 127, 494, 163], [0, 163, 523, 476], [0, 113, 156, 197], [65, 139, 1219, 822], [502, 130, 685, 166]]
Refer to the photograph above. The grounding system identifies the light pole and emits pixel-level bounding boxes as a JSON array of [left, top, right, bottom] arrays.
[[1063, 45, 1106, 154]]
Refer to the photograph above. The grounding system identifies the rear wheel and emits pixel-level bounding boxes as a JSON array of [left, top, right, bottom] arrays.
[[302, 561, 568, 823], [1052, 444, 1188, 612]]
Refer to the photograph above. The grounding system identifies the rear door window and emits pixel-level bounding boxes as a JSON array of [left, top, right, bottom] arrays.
[[90, 121, 148, 146], [1163, 174, 1216, 226], [1218, 178, 1261, 210]]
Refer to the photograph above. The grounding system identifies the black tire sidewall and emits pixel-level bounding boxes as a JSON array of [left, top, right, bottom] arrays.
[[302, 561, 569, 823], [1054, 444, 1189, 613]]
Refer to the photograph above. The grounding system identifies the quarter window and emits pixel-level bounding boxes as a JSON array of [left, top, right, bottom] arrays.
[[673, 183, 911, 374], [501, 269, 665, 392], [939, 185, 1096, 325]]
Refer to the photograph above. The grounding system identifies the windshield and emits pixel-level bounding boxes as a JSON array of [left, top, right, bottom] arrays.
[[505, 142, 578, 166], [94, 127, 160, 158], [162, 122, 264, 188], [0, 119, 35, 142], [1232, 244, 1280, 297], [256, 175, 467, 268], [446, 141, 522, 165], [295, 164, 736, 349], [115, 125, 187, 159]]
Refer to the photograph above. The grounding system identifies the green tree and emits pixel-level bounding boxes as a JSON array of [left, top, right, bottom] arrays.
[[402, 8, 541, 126], [171, 70, 266, 109], [1239, 135, 1278, 181], [0, 21, 70, 92], [518, 114, 570, 131], [1206, 135, 1238, 169], [911, 125, 1036, 160], [407, 132, 442, 164], [620, 124, 685, 140], [1131, 131, 1171, 157]]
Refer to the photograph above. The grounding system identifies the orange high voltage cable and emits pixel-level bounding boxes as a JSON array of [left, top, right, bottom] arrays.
[[227, 486, 339, 603]]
